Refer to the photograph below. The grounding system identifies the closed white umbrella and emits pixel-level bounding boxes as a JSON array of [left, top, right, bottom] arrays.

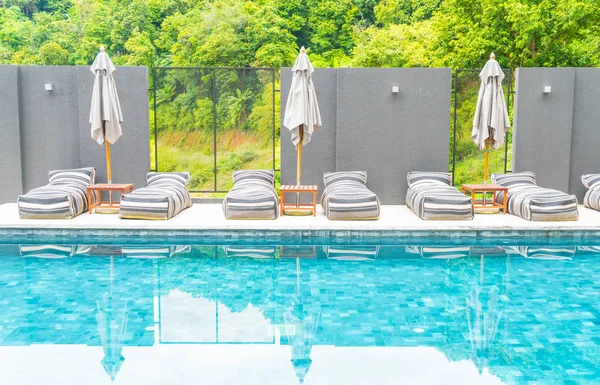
[[90, 46, 123, 185], [472, 52, 511, 183], [283, 46, 322, 186]]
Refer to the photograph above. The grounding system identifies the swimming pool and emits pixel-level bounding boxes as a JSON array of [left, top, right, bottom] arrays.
[[1, 241, 599, 384]]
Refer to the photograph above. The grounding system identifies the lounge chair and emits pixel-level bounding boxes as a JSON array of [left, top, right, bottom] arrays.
[[406, 171, 473, 220], [581, 174, 600, 211], [491, 172, 578, 221], [222, 170, 279, 220], [119, 172, 192, 220], [505, 246, 575, 261], [17, 167, 97, 219], [321, 171, 380, 220], [406, 246, 470, 259]]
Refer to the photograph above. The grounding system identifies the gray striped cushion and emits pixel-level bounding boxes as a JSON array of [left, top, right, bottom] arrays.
[[406, 182, 473, 220], [323, 245, 379, 260], [494, 184, 578, 221], [582, 174, 600, 211], [49, 167, 96, 186], [119, 174, 192, 220], [321, 177, 380, 220], [582, 174, 600, 189], [147, 172, 190, 187], [232, 170, 275, 185], [18, 167, 97, 219], [323, 171, 367, 187], [407, 171, 452, 187], [405, 246, 470, 259], [223, 170, 278, 220], [224, 245, 277, 259], [584, 188, 600, 211], [491, 172, 536, 187]]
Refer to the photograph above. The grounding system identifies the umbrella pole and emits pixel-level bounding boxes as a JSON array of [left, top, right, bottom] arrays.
[[483, 141, 489, 186], [296, 126, 304, 207], [106, 142, 113, 206]]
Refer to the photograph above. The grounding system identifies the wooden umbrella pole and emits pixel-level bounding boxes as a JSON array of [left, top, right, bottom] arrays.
[[296, 126, 304, 207], [106, 141, 112, 207], [106, 142, 112, 184], [483, 140, 489, 185]]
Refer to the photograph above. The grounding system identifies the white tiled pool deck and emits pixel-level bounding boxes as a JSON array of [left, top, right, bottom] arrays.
[[1, 202, 599, 232]]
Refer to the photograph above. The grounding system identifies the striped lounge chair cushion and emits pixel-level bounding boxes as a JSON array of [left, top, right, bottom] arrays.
[[506, 246, 575, 261], [222, 170, 279, 220], [224, 245, 277, 259], [323, 245, 379, 261], [406, 172, 473, 220], [121, 245, 191, 259], [582, 174, 600, 211], [18, 167, 97, 219], [405, 246, 470, 259], [492, 172, 578, 221], [321, 171, 380, 220], [119, 172, 192, 220]]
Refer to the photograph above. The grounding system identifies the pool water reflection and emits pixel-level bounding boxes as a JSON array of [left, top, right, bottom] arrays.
[[0, 243, 599, 385]]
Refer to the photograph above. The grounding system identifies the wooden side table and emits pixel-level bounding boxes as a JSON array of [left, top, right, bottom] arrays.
[[279, 185, 318, 216], [461, 184, 508, 214], [87, 183, 134, 214]]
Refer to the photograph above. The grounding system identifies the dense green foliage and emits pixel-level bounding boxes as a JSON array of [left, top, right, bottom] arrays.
[[2, 0, 599, 189]]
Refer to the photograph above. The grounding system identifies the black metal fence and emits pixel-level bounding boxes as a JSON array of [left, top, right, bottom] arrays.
[[151, 67, 278, 193], [150, 66, 513, 192]]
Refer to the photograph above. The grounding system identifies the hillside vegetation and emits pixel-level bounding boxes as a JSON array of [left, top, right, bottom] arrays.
[[2, 0, 598, 189]]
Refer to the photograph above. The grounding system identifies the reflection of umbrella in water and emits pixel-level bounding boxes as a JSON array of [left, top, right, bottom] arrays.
[[466, 256, 503, 374], [96, 256, 129, 381], [284, 259, 320, 384]]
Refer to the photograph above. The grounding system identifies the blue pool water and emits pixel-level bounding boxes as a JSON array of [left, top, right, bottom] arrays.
[[1, 241, 599, 385]]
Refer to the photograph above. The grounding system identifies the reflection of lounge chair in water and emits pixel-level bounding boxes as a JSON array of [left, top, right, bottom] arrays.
[[506, 246, 575, 261], [20, 244, 91, 258], [405, 246, 470, 259], [121, 245, 191, 259], [323, 245, 379, 261], [224, 245, 277, 259], [577, 246, 600, 255]]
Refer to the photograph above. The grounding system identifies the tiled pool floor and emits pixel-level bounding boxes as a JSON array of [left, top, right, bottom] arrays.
[[1, 244, 600, 384]]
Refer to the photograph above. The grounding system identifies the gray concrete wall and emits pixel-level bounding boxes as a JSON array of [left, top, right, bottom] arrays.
[[0, 65, 22, 204], [569, 69, 600, 200], [0, 65, 149, 203], [513, 68, 600, 202], [281, 68, 452, 204]]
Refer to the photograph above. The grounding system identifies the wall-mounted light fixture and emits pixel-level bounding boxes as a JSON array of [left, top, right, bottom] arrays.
[[543, 86, 551, 94], [44, 83, 54, 92], [392, 86, 399, 94]]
